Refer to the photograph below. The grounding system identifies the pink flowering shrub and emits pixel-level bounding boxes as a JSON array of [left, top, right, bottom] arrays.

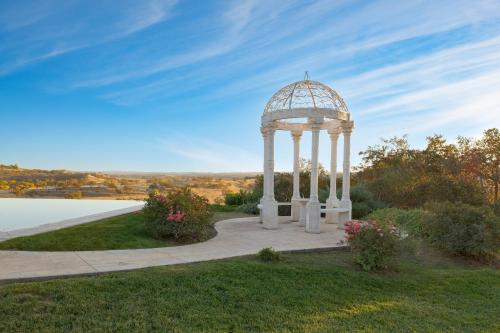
[[167, 211, 185, 223], [143, 188, 212, 241], [344, 219, 399, 271]]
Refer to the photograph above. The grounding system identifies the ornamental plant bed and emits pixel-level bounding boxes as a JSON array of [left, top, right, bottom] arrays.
[[143, 188, 214, 242], [344, 219, 399, 271]]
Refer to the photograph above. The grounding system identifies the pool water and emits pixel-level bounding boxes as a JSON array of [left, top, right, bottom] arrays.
[[0, 198, 143, 232]]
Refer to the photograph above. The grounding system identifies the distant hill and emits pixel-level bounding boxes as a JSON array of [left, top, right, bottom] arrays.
[[0, 164, 110, 181], [0, 164, 256, 202], [104, 171, 261, 179]]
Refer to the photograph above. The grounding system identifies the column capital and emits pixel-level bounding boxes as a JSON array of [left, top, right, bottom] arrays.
[[341, 121, 354, 134], [260, 125, 276, 136], [291, 130, 303, 141], [310, 124, 322, 132], [327, 127, 341, 139]]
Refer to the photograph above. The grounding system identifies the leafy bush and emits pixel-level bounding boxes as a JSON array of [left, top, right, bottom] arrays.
[[257, 247, 282, 262], [238, 202, 260, 215], [223, 190, 260, 215], [349, 184, 386, 218], [422, 202, 499, 258], [315, 184, 385, 218], [224, 190, 259, 206], [209, 204, 239, 212], [318, 187, 330, 203], [352, 202, 372, 220], [252, 160, 330, 202], [143, 188, 213, 241], [368, 208, 427, 238], [345, 220, 398, 271]]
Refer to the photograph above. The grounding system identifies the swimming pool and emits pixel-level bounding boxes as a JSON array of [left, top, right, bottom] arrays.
[[0, 198, 143, 232]]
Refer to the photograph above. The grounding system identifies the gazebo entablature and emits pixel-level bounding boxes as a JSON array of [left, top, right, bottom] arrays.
[[261, 107, 350, 126], [262, 118, 352, 133], [259, 77, 354, 233]]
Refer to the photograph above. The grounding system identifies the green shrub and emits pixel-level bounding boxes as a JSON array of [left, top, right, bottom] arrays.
[[352, 202, 372, 220], [318, 187, 330, 203], [321, 184, 386, 218], [209, 204, 239, 212], [238, 202, 260, 215], [257, 247, 282, 262], [224, 190, 259, 206], [345, 220, 398, 271], [422, 202, 500, 258], [349, 184, 386, 218], [368, 208, 427, 238], [143, 188, 213, 241]]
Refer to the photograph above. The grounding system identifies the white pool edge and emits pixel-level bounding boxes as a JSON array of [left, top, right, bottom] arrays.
[[0, 205, 144, 241]]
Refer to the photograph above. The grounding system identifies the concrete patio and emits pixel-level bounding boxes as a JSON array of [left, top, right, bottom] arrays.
[[0, 217, 345, 282]]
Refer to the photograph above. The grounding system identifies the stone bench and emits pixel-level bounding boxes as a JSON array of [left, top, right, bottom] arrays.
[[257, 202, 292, 223], [320, 207, 350, 224], [258, 201, 350, 226], [257, 202, 290, 209]]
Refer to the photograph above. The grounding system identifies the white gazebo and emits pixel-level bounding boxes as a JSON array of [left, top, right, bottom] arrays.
[[260, 75, 354, 233]]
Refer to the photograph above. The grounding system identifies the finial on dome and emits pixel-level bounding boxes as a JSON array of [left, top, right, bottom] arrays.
[[304, 71, 310, 81]]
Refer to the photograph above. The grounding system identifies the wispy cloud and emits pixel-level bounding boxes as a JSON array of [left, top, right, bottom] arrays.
[[399, 90, 500, 134], [340, 36, 500, 102], [0, 0, 53, 31], [159, 135, 261, 172], [332, 35, 500, 136], [71, 0, 274, 88], [0, 0, 177, 75], [89, 0, 500, 152], [101, 0, 500, 106]]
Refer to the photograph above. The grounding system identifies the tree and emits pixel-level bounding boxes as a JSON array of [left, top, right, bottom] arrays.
[[0, 180, 9, 190], [65, 191, 82, 199], [356, 130, 496, 208], [11, 181, 35, 196], [480, 128, 500, 206], [460, 129, 500, 207], [253, 158, 329, 201]]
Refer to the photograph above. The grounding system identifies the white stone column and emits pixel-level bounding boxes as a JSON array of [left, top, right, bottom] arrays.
[[306, 125, 321, 233], [310, 129, 320, 201], [340, 122, 353, 219], [259, 128, 267, 223], [268, 130, 276, 200], [291, 130, 302, 221], [262, 126, 278, 229], [325, 128, 340, 223]]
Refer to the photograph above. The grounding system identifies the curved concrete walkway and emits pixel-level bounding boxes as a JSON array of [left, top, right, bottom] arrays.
[[0, 217, 345, 282]]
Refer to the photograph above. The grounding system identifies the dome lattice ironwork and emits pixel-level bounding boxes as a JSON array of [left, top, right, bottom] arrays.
[[263, 79, 348, 114]]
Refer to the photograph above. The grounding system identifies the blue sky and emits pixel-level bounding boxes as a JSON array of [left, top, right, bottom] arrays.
[[0, 0, 499, 172]]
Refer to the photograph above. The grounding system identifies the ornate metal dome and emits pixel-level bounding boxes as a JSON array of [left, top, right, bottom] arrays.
[[263, 79, 348, 114]]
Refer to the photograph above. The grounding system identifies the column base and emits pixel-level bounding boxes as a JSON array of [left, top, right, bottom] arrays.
[[291, 197, 301, 221], [325, 197, 340, 224], [298, 201, 307, 227], [259, 198, 263, 223], [306, 199, 321, 233], [340, 199, 352, 220], [262, 198, 279, 229]]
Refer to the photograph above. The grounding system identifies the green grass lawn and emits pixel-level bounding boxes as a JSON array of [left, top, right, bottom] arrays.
[[0, 249, 498, 332], [0, 211, 253, 251]]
